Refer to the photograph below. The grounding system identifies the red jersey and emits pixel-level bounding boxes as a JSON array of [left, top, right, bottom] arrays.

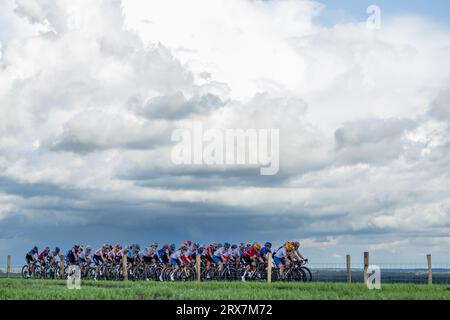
[[243, 247, 259, 258]]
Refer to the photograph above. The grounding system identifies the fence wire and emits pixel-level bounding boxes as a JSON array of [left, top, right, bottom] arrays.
[[1, 263, 449, 284]]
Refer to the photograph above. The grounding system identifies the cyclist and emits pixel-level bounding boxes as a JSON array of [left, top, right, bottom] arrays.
[[258, 242, 272, 265], [78, 246, 93, 272], [157, 244, 170, 281], [65, 244, 81, 266], [290, 241, 307, 262], [273, 242, 295, 277], [230, 244, 240, 268], [149, 243, 159, 263], [140, 243, 157, 265], [78, 246, 92, 264], [65, 244, 81, 279], [108, 245, 122, 265], [47, 247, 61, 266], [38, 247, 51, 265], [115, 245, 127, 264], [241, 242, 261, 282], [201, 243, 217, 278], [169, 245, 187, 281], [187, 243, 201, 262], [182, 243, 195, 265], [25, 246, 39, 277], [213, 242, 230, 272], [93, 244, 110, 280], [127, 244, 140, 266]]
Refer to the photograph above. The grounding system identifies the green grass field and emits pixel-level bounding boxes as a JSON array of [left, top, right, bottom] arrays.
[[1, 279, 449, 300]]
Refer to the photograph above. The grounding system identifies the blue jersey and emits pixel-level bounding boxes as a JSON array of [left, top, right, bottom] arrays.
[[157, 248, 168, 257], [259, 247, 271, 256]]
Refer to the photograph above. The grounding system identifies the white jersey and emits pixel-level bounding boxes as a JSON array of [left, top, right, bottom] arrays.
[[274, 247, 288, 259], [223, 248, 232, 257], [231, 248, 240, 258], [48, 251, 59, 259], [171, 250, 182, 260], [79, 251, 92, 261], [184, 248, 192, 258], [214, 247, 231, 257]]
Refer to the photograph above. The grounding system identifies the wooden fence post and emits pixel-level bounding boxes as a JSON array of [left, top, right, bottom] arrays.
[[59, 255, 65, 279], [346, 254, 351, 284], [267, 253, 272, 283], [363, 252, 369, 284], [427, 254, 432, 285], [122, 255, 128, 281], [196, 253, 201, 282], [7, 255, 11, 278]]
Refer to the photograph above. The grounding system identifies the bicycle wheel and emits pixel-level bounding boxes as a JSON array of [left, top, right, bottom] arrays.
[[21, 265, 30, 279], [300, 266, 312, 282], [291, 267, 306, 282], [34, 265, 43, 279]]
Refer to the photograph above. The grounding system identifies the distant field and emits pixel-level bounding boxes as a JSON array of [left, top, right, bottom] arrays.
[[1, 279, 449, 300]]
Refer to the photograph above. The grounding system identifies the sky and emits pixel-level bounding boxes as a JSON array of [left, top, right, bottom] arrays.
[[1, 0, 450, 266], [318, 0, 450, 27]]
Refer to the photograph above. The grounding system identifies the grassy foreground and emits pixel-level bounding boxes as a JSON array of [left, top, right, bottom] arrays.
[[0, 278, 449, 300]]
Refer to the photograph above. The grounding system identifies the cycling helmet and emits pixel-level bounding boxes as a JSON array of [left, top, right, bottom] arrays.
[[170, 244, 176, 251], [264, 242, 272, 247], [45, 246, 50, 252], [285, 243, 295, 251], [211, 242, 217, 247], [135, 244, 141, 250], [55, 247, 60, 253], [217, 243, 223, 248], [293, 241, 300, 248], [163, 244, 169, 250], [224, 242, 230, 248], [151, 242, 158, 247], [184, 240, 192, 246], [85, 246, 92, 251], [74, 244, 80, 248], [33, 246, 38, 252], [231, 244, 238, 249], [193, 243, 200, 248], [253, 243, 261, 250]]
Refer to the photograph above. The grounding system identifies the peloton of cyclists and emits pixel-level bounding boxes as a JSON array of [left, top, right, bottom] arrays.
[[23, 240, 307, 281]]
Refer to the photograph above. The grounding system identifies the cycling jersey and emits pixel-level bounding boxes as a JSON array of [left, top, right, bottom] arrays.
[[231, 248, 240, 258], [243, 247, 259, 258], [38, 250, 49, 262], [259, 247, 271, 256], [274, 247, 288, 259], [170, 250, 183, 267], [27, 248, 38, 257], [47, 251, 59, 262], [126, 249, 132, 259], [78, 251, 91, 261], [170, 250, 182, 260], [65, 248, 78, 265], [213, 247, 226, 257], [201, 246, 215, 257]]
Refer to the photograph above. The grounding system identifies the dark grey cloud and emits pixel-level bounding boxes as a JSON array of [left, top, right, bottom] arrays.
[[334, 118, 417, 165]]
